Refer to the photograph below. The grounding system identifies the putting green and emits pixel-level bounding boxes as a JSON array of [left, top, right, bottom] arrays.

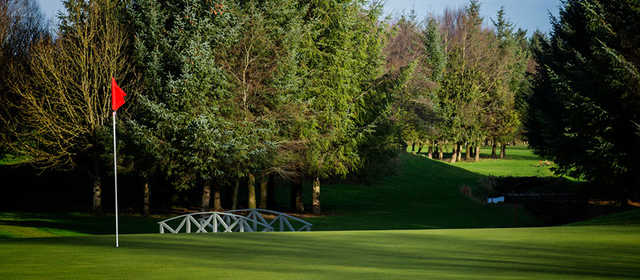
[[0, 225, 638, 279]]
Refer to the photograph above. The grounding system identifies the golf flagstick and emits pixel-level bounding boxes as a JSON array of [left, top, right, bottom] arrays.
[[113, 111, 119, 248], [111, 77, 126, 248]]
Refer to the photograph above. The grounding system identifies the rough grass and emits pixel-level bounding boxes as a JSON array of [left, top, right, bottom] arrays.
[[0, 225, 638, 279]]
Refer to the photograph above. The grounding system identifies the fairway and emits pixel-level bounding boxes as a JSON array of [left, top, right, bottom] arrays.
[[1, 225, 638, 279]]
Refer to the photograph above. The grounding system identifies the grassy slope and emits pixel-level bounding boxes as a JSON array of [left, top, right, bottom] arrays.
[[306, 152, 540, 230], [0, 225, 638, 279], [570, 209, 640, 226]]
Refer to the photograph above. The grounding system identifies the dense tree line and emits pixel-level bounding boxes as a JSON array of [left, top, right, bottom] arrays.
[[526, 0, 640, 200], [1, 0, 410, 214], [0, 0, 536, 214]]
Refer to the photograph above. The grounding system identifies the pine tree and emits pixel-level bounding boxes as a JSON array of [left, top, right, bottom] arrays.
[[526, 0, 640, 198], [286, 0, 388, 213], [129, 0, 239, 209], [217, 0, 306, 210], [485, 7, 529, 158]]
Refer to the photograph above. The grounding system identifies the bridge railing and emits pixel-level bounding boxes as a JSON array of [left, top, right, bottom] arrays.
[[226, 209, 312, 232], [158, 212, 273, 234], [158, 209, 312, 234]]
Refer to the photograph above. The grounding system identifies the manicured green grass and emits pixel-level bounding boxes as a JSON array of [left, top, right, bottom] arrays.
[[0, 225, 638, 279], [406, 145, 556, 177], [452, 147, 556, 177]]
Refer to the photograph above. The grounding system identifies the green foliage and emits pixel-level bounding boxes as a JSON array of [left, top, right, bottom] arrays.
[[354, 65, 414, 180], [126, 0, 395, 202], [389, 1, 532, 157], [526, 0, 640, 197], [294, 0, 388, 179], [422, 18, 446, 83], [129, 0, 240, 189]]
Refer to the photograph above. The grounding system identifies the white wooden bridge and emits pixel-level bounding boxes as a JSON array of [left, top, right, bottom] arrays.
[[158, 208, 312, 234]]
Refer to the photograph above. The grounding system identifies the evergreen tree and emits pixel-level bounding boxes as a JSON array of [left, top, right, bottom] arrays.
[[293, 0, 387, 213], [526, 0, 640, 198], [129, 0, 238, 209], [486, 7, 529, 158], [216, 0, 306, 210]]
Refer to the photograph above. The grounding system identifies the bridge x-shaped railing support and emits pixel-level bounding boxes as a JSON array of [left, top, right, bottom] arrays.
[[158, 208, 312, 234]]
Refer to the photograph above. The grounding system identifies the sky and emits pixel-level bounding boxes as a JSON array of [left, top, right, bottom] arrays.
[[382, 0, 561, 34], [37, 0, 561, 35]]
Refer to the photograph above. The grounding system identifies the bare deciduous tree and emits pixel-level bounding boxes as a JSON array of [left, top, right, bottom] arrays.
[[2, 0, 132, 212]]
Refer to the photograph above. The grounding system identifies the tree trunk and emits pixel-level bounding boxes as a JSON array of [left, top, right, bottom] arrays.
[[248, 173, 256, 209], [434, 142, 438, 158], [427, 145, 433, 159], [417, 144, 423, 154], [312, 177, 321, 214], [437, 142, 443, 159], [291, 181, 304, 213], [213, 185, 222, 211], [91, 158, 102, 213], [457, 143, 462, 161], [500, 144, 506, 159], [450, 144, 457, 163], [143, 181, 150, 216], [475, 146, 480, 161], [491, 140, 497, 159], [259, 175, 268, 209], [201, 185, 211, 211], [92, 176, 102, 213], [465, 145, 471, 161], [411, 142, 416, 152], [232, 179, 239, 210]]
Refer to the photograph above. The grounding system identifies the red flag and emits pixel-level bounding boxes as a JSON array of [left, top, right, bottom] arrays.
[[111, 77, 127, 111]]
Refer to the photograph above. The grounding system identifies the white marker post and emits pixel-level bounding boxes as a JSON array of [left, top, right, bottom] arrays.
[[112, 111, 119, 248]]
